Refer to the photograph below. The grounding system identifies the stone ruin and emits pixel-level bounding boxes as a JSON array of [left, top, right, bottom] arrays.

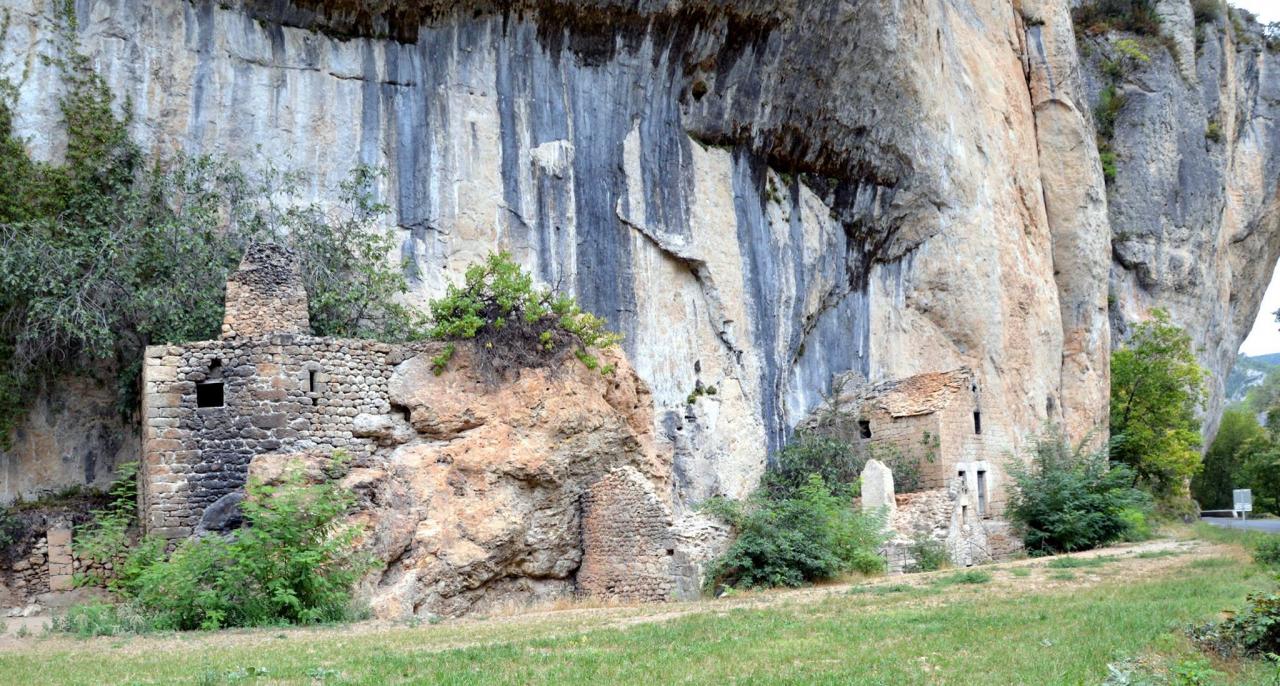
[[136, 243, 683, 616], [828, 370, 1025, 570]]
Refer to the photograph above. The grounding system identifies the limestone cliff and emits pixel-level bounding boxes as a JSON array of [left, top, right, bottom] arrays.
[[2, 0, 1278, 504]]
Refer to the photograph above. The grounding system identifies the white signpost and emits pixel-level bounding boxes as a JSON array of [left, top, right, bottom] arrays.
[[1234, 489, 1253, 520]]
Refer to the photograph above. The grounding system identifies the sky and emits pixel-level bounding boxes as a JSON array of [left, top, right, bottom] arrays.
[[1223, 3, 1280, 356], [1231, 0, 1280, 23]]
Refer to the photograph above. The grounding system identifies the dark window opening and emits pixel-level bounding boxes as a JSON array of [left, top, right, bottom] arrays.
[[308, 369, 318, 393], [666, 549, 675, 556], [977, 470, 988, 516], [858, 420, 872, 439], [196, 381, 224, 408], [973, 411, 982, 435]]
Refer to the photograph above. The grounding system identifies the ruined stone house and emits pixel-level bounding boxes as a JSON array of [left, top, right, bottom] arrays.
[[837, 370, 1023, 568]]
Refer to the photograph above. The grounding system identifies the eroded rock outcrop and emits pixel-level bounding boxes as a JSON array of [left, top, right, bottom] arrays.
[[249, 344, 680, 617]]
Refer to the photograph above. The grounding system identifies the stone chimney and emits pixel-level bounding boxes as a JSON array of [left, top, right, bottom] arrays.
[[220, 243, 310, 339]]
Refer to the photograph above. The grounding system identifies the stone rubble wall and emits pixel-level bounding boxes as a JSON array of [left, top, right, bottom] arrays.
[[1, 522, 116, 608], [578, 467, 675, 602], [220, 244, 311, 339], [140, 335, 407, 538]]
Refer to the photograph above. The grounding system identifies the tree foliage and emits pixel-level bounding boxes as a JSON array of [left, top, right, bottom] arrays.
[[1109, 310, 1207, 498], [427, 252, 620, 377], [1192, 408, 1267, 510], [762, 430, 936, 499], [1007, 429, 1152, 554]]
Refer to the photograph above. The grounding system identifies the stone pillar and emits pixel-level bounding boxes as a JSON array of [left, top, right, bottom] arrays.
[[46, 525, 74, 592], [860, 459, 896, 517]]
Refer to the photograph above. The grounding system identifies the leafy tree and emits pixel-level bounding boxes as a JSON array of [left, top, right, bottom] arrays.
[[427, 252, 620, 377], [1192, 408, 1267, 510], [1007, 428, 1152, 554], [763, 430, 936, 499], [1237, 445, 1280, 515], [1109, 309, 1207, 498]]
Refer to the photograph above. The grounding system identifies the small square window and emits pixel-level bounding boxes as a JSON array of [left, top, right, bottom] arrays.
[[196, 381, 224, 408]]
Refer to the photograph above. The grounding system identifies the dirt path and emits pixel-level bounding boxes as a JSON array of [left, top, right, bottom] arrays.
[[0, 536, 1228, 655]]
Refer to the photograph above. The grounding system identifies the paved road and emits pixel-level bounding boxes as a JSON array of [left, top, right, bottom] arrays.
[[1201, 517, 1280, 533]]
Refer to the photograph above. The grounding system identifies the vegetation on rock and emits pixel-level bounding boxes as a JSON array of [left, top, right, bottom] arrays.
[[426, 251, 620, 377]]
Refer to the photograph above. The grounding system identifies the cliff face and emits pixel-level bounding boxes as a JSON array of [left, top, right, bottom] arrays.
[[2, 0, 1278, 505]]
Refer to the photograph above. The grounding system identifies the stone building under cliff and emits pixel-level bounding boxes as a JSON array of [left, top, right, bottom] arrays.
[[136, 243, 680, 615], [828, 369, 1023, 568]]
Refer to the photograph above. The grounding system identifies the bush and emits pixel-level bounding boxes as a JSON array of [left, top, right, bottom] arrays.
[[427, 252, 620, 377], [1006, 429, 1153, 554], [1191, 585, 1280, 658], [1255, 537, 1280, 567], [905, 533, 948, 573], [1191, 0, 1223, 25], [131, 466, 369, 630], [703, 475, 887, 591], [1117, 507, 1154, 541], [62, 458, 371, 633], [50, 601, 155, 638]]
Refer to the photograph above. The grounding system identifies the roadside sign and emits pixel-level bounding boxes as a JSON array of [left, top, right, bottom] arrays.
[[1234, 489, 1253, 515]]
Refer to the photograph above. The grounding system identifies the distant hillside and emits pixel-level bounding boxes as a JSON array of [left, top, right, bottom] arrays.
[[1227, 353, 1280, 402]]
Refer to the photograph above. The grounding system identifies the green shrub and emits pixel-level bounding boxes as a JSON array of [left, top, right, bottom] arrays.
[[1190, 584, 1280, 658], [128, 466, 369, 630], [1006, 429, 1153, 554], [1205, 120, 1224, 143], [703, 475, 887, 591], [427, 252, 620, 377], [50, 601, 155, 638], [1254, 537, 1280, 567], [905, 533, 948, 573], [1118, 507, 1154, 541], [61, 458, 371, 634], [1191, 0, 1223, 25]]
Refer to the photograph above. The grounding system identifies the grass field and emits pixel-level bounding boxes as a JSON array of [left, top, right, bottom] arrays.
[[0, 538, 1276, 685]]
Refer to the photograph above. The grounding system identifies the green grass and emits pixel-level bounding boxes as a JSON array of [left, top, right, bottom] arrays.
[[1047, 555, 1116, 569], [930, 569, 993, 586], [847, 583, 915, 596], [1008, 567, 1033, 577], [1050, 571, 1077, 581], [1134, 550, 1182, 560], [1, 554, 1264, 686]]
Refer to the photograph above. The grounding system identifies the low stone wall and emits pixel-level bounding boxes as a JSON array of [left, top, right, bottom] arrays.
[[2, 520, 117, 609]]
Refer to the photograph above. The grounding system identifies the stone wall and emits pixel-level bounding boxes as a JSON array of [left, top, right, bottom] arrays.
[[1, 521, 114, 608], [578, 467, 674, 602], [139, 335, 404, 538], [220, 244, 310, 339]]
